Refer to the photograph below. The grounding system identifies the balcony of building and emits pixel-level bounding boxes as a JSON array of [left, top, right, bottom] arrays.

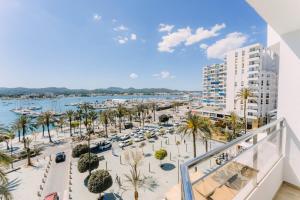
[[178, 118, 286, 200]]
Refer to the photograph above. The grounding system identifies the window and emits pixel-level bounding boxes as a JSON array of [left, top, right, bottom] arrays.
[[242, 69, 244, 74], [261, 80, 264, 86], [235, 52, 238, 57], [266, 99, 269, 104], [234, 82, 237, 87], [261, 93, 263, 98], [241, 81, 244, 86], [235, 70, 237, 75], [266, 93, 269, 98], [261, 99, 263, 104]]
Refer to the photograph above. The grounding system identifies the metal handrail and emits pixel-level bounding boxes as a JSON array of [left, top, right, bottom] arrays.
[[180, 117, 285, 200]]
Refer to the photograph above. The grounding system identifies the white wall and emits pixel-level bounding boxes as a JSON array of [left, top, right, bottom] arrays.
[[246, 157, 284, 200], [268, 25, 300, 187]]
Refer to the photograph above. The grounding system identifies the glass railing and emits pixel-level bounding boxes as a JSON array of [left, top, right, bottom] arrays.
[[180, 118, 285, 200]]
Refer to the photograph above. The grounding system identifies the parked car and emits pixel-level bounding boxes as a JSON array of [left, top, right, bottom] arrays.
[[134, 136, 145, 142], [119, 139, 133, 148], [98, 141, 112, 151], [108, 134, 119, 142], [55, 152, 66, 163], [119, 134, 130, 141], [44, 192, 59, 200]]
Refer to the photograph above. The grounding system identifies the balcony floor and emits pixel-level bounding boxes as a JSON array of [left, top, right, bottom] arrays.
[[274, 182, 300, 200]]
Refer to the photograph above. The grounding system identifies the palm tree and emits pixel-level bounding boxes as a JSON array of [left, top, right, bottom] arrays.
[[24, 137, 33, 166], [36, 115, 46, 137], [150, 102, 157, 122], [225, 112, 242, 141], [76, 109, 83, 135], [80, 103, 93, 132], [0, 151, 13, 199], [116, 104, 126, 133], [100, 110, 110, 138], [237, 88, 253, 134], [179, 113, 212, 170], [88, 110, 98, 131], [136, 103, 146, 127], [42, 112, 54, 143], [5, 131, 15, 169], [58, 116, 65, 133], [12, 119, 21, 142], [124, 150, 144, 200], [65, 110, 75, 137], [18, 115, 35, 148]]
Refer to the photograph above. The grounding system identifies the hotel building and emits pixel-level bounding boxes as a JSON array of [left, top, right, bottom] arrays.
[[224, 43, 279, 123], [202, 64, 226, 109]]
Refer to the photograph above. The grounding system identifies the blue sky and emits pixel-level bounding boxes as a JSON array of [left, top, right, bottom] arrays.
[[0, 0, 266, 90]]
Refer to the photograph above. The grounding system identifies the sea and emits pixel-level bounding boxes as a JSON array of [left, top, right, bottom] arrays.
[[0, 95, 178, 127]]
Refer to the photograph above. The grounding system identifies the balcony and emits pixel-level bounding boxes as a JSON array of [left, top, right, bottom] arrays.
[[180, 118, 285, 200]]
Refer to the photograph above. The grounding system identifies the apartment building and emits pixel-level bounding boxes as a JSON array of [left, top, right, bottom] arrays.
[[202, 64, 226, 109], [224, 43, 279, 123]]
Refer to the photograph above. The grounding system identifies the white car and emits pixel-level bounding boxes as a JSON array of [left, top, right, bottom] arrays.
[[119, 140, 132, 148], [134, 136, 145, 142]]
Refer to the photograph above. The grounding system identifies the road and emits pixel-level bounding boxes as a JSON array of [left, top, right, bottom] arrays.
[[41, 143, 71, 200]]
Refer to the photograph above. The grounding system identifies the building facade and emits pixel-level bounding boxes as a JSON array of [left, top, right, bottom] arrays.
[[224, 43, 279, 123], [202, 64, 226, 109]]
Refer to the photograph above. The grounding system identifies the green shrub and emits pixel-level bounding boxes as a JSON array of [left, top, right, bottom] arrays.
[[155, 149, 168, 161], [77, 153, 99, 173], [159, 114, 169, 123], [88, 170, 113, 196], [72, 144, 89, 158]]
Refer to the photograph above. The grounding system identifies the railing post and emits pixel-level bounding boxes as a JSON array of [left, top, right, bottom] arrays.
[[279, 120, 285, 156], [253, 133, 258, 187]]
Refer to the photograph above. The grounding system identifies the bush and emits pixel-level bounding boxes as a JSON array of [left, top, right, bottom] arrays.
[[72, 144, 89, 158], [88, 170, 113, 195], [159, 114, 170, 123], [155, 149, 168, 161], [77, 153, 99, 173]]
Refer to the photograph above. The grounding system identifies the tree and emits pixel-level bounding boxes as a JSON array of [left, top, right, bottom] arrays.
[[36, 115, 46, 137], [18, 115, 35, 148], [24, 137, 33, 166], [72, 144, 89, 158], [42, 112, 54, 143], [159, 114, 169, 124], [66, 110, 75, 137], [100, 110, 110, 138], [179, 113, 212, 171], [88, 110, 98, 131], [77, 153, 99, 173], [88, 170, 113, 200], [139, 142, 146, 155], [150, 102, 157, 122], [12, 119, 21, 142], [0, 151, 13, 199], [80, 103, 93, 132], [154, 149, 167, 165], [76, 109, 83, 136], [237, 88, 253, 134], [116, 104, 126, 133], [225, 112, 243, 141], [124, 150, 145, 200], [57, 116, 65, 133]]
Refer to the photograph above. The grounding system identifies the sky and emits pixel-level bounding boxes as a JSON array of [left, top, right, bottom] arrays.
[[0, 0, 267, 91]]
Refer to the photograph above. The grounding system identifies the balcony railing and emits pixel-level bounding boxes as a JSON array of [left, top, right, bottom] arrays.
[[180, 118, 285, 200]]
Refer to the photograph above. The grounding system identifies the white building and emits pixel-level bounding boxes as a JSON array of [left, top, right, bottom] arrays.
[[224, 43, 279, 123], [202, 64, 226, 109], [180, 1, 300, 200]]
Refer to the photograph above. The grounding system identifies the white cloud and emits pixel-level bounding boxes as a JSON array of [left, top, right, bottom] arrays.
[[206, 32, 247, 59], [200, 43, 208, 49], [158, 24, 175, 32], [153, 71, 175, 79], [130, 33, 137, 40], [93, 14, 101, 22], [185, 23, 226, 45], [157, 23, 226, 53], [117, 36, 129, 44], [113, 25, 128, 31], [129, 73, 138, 79], [158, 27, 192, 53]]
